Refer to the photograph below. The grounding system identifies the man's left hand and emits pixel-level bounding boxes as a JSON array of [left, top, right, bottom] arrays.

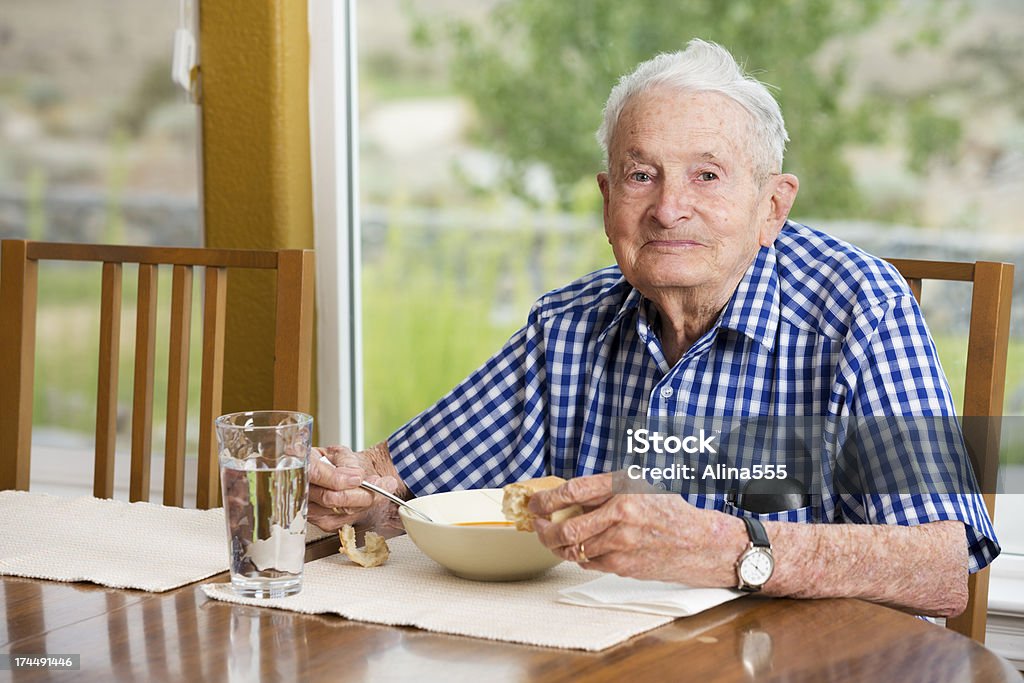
[[530, 473, 746, 588]]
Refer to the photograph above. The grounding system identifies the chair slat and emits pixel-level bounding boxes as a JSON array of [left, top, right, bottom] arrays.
[[0, 240, 39, 491], [129, 264, 159, 503], [197, 267, 227, 509], [273, 250, 315, 413], [163, 265, 194, 507], [26, 242, 278, 269], [94, 262, 122, 499], [959, 263, 1014, 513], [963, 262, 1014, 420], [906, 278, 922, 303], [886, 258, 975, 282]]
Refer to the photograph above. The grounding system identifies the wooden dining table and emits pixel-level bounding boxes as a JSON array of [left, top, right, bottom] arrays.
[[1, 535, 1018, 682]]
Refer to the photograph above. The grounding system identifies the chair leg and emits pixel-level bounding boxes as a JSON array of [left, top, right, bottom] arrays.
[[0, 240, 39, 491]]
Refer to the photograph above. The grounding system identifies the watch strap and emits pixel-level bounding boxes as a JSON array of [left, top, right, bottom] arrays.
[[742, 516, 770, 548], [737, 517, 773, 592]]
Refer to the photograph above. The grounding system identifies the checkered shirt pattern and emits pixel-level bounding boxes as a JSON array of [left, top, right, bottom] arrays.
[[388, 221, 999, 573]]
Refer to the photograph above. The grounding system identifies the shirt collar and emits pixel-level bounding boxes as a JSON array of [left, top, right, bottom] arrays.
[[607, 282, 645, 331], [717, 244, 780, 352]]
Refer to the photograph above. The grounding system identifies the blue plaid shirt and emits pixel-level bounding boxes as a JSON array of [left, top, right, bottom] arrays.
[[389, 221, 999, 573]]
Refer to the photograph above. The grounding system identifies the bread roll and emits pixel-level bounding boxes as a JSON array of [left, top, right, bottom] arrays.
[[339, 524, 390, 567], [502, 476, 583, 531]]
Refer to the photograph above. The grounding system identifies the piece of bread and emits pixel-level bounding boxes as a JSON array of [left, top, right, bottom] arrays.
[[502, 476, 584, 531], [338, 524, 390, 567]]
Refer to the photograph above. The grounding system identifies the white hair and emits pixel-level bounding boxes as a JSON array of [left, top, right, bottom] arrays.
[[597, 39, 789, 178]]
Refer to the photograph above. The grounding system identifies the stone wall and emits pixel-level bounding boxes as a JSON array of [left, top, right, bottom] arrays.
[[0, 187, 202, 247]]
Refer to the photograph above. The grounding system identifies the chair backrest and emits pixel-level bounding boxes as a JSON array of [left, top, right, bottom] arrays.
[[0, 240, 315, 509], [887, 258, 1014, 644]]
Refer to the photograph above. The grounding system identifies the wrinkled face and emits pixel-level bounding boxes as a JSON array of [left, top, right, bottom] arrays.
[[599, 88, 785, 301]]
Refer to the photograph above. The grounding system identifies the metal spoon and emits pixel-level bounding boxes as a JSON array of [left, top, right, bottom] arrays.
[[359, 480, 435, 524], [318, 454, 435, 523]]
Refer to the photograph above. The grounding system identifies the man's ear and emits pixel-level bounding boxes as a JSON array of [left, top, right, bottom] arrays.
[[597, 172, 612, 242], [759, 173, 799, 246]]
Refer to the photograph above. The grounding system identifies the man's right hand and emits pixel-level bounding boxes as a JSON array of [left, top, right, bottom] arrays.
[[308, 444, 405, 532]]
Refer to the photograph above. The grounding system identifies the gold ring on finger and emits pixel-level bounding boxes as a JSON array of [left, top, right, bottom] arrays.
[[578, 542, 589, 563]]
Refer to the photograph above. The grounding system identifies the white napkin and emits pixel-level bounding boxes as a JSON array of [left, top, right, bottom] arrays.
[[558, 574, 743, 616]]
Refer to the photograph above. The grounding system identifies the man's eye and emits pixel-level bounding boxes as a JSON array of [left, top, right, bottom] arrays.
[[697, 171, 718, 182], [630, 171, 652, 183]]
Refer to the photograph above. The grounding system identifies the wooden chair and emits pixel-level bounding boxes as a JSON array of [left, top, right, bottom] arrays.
[[0, 240, 315, 509], [887, 258, 1014, 644]]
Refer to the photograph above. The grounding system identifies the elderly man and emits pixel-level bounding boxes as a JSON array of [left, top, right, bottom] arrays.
[[310, 39, 997, 617]]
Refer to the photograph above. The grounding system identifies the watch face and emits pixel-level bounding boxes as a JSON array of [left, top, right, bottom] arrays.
[[740, 549, 774, 586]]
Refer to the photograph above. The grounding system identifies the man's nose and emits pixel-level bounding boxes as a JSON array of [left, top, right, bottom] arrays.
[[648, 178, 694, 228]]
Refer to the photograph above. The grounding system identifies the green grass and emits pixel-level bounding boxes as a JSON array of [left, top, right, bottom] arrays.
[[361, 76, 455, 102], [360, 219, 612, 443], [931, 335, 1024, 418], [931, 334, 1024, 467]]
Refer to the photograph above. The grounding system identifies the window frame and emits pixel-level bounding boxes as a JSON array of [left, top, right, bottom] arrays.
[[308, 0, 364, 448]]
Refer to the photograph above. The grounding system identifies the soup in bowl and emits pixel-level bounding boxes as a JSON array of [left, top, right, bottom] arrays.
[[398, 488, 563, 581]]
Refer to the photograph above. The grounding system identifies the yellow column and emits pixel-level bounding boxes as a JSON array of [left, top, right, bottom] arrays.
[[198, 0, 314, 413]]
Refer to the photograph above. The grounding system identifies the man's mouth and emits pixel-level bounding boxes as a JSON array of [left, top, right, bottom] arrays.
[[643, 240, 706, 249]]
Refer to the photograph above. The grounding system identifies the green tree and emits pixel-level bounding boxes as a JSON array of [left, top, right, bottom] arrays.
[[427, 0, 956, 218]]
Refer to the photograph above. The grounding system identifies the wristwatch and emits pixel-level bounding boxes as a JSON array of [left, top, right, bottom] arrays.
[[736, 517, 774, 592]]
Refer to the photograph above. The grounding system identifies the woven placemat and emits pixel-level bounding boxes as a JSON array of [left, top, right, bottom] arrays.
[[0, 491, 227, 591], [202, 535, 674, 651]]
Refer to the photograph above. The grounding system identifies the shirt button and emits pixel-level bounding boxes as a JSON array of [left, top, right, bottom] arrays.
[[660, 386, 674, 399]]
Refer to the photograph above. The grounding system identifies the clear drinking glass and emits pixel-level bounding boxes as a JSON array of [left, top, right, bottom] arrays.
[[216, 410, 313, 598]]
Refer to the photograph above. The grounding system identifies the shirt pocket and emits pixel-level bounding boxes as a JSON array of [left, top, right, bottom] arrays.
[[723, 500, 815, 524]]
